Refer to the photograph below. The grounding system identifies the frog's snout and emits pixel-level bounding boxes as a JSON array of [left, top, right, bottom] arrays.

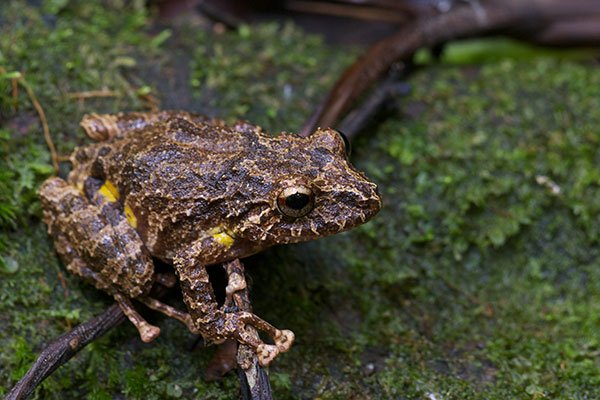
[[352, 180, 382, 226], [362, 184, 382, 222]]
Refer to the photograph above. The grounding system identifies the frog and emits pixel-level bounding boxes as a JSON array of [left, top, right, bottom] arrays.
[[38, 110, 382, 367]]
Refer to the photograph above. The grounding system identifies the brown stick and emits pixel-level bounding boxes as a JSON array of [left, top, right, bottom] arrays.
[[507, 15, 600, 47], [4, 283, 266, 400], [337, 70, 411, 141], [299, 3, 509, 136], [300, 0, 600, 136]]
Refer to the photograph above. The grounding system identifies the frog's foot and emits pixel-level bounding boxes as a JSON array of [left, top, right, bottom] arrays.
[[212, 311, 295, 367], [139, 296, 200, 335], [220, 260, 294, 366], [60, 256, 160, 343], [225, 272, 246, 298], [113, 292, 160, 342], [256, 330, 296, 367]]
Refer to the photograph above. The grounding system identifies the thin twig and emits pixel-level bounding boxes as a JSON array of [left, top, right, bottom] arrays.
[[4, 282, 173, 400], [22, 82, 58, 172], [11, 75, 18, 103], [56, 270, 69, 299], [138, 91, 160, 112], [0, 66, 59, 173], [66, 90, 117, 99]]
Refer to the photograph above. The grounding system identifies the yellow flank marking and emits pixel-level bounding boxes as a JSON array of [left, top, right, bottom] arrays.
[[207, 226, 235, 248], [213, 232, 234, 248], [99, 180, 119, 202], [124, 204, 137, 228]]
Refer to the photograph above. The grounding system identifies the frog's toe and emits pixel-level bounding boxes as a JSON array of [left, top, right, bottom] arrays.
[[274, 329, 295, 353], [139, 323, 161, 343], [185, 315, 202, 335], [114, 293, 161, 343], [256, 344, 279, 367], [225, 271, 246, 296], [226, 312, 295, 365], [254, 330, 294, 366]]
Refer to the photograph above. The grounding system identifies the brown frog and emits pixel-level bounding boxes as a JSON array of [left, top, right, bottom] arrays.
[[38, 110, 381, 366]]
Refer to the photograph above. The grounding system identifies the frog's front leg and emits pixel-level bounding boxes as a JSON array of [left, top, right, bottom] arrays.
[[174, 247, 294, 367]]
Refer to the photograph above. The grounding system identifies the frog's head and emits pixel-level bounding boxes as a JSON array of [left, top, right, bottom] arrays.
[[234, 128, 382, 247]]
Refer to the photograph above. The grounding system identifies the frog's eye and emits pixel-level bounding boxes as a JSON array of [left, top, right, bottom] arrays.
[[334, 129, 351, 157], [276, 185, 314, 218]]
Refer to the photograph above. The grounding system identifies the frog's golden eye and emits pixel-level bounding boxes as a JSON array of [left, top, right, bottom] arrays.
[[276, 185, 314, 218], [334, 129, 351, 157]]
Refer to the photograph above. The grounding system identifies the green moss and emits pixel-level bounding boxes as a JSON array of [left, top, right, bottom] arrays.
[[189, 21, 356, 132], [2, 0, 600, 398], [0, 0, 170, 397], [337, 57, 600, 398]]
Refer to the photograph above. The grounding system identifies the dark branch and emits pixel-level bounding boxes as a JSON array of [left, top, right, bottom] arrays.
[[337, 67, 411, 141], [4, 304, 126, 400]]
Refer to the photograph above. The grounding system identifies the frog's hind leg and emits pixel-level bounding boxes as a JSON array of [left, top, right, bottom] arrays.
[[39, 177, 159, 342], [80, 111, 214, 142], [60, 255, 161, 343], [138, 297, 200, 334], [68, 253, 197, 340], [113, 292, 161, 342]]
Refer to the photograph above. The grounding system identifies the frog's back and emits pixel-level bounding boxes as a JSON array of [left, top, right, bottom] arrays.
[[67, 116, 272, 261], [70, 117, 262, 197]]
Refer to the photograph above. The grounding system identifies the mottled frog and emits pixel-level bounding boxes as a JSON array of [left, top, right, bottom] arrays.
[[38, 111, 381, 366]]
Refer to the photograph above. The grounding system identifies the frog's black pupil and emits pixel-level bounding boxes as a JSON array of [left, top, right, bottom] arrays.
[[285, 193, 310, 210]]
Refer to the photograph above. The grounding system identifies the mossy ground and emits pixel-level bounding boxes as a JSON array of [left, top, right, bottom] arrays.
[[2, 1, 600, 399]]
